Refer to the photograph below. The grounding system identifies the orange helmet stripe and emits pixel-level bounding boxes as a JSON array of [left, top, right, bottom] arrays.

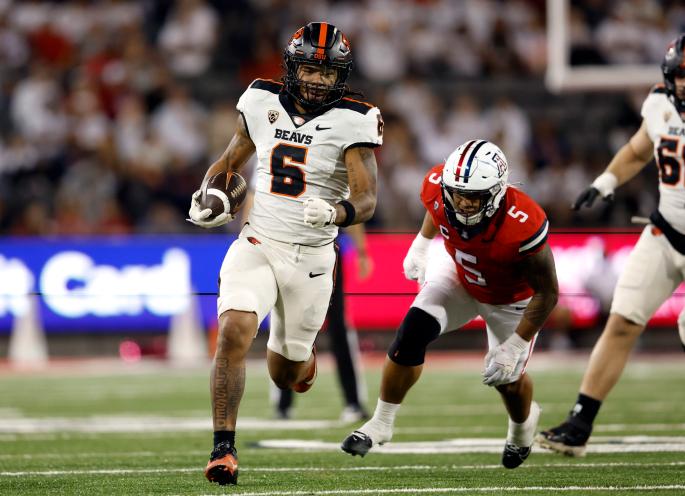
[[316, 22, 329, 60]]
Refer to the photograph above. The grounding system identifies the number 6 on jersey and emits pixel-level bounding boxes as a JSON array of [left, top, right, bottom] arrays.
[[270, 143, 308, 197]]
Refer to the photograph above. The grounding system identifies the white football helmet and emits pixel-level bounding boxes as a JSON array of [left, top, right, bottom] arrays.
[[442, 139, 509, 227]]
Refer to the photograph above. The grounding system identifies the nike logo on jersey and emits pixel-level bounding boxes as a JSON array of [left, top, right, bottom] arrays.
[[309, 272, 326, 278], [315, 124, 332, 131], [274, 128, 313, 145]]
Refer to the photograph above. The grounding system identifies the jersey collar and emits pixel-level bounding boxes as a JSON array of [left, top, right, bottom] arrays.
[[279, 92, 331, 128]]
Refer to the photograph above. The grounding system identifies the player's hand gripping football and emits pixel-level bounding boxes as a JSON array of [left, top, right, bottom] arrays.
[[482, 333, 529, 387], [188, 190, 234, 228], [402, 233, 431, 284], [571, 172, 617, 210], [303, 198, 336, 228]]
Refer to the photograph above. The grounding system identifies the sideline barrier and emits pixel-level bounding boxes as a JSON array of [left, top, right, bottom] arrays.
[[0, 232, 682, 333]]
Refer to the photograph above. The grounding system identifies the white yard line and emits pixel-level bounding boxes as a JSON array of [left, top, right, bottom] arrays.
[[0, 416, 340, 433], [3, 461, 685, 476], [394, 424, 685, 435], [1, 415, 684, 435], [255, 438, 685, 454]]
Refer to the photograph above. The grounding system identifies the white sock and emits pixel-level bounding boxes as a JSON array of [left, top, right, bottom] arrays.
[[357, 399, 398, 433], [507, 401, 540, 446], [508, 418, 528, 446], [371, 399, 400, 427], [356, 399, 399, 444]]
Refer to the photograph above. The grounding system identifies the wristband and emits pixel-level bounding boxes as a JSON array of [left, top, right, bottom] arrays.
[[337, 200, 356, 227], [411, 232, 432, 252], [591, 172, 618, 197]]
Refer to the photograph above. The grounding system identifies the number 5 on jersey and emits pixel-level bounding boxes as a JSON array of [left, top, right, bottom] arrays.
[[270, 143, 308, 197], [455, 249, 486, 286]]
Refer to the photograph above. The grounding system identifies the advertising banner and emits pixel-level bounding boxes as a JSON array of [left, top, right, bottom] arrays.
[[0, 232, 682, 333]]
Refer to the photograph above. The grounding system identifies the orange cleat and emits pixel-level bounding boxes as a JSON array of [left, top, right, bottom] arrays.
[[292, 347, 317, 393], [204, 441, 239, 485]]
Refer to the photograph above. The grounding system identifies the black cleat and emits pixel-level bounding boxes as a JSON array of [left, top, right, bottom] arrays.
[[341, 430, 373, 457], [535, 417, 591, 457], [204, 441, 239, 485], [502, 442, 531, 469]]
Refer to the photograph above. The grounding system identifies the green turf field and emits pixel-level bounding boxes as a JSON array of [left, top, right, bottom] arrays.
[[0, 353, 683, 495]]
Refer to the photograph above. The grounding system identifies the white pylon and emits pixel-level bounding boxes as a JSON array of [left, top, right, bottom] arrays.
[[8, 294, 48, 366], [167, 291, 207, 365]]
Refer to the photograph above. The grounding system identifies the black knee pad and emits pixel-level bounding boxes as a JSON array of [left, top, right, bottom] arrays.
[[388, 307, 441, 366]]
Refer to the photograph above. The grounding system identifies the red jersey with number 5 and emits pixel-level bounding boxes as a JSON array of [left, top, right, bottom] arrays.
[[420, 164, 549, 304]]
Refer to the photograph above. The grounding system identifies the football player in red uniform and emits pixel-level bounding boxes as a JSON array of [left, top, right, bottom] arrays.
[[341, 140, 559, 468]]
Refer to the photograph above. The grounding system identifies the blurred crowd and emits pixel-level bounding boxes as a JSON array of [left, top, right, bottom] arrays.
[[0, 0, 681, 236], [570, 0, 684, 65]]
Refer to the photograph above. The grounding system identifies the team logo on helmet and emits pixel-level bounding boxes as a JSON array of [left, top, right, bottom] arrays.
[[292, 28, 304, 41], [492, 152, 507, 176], [268, 110, 279, 124]]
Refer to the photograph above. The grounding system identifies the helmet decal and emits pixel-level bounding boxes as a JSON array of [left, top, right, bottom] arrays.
[[453, 139, 477, 183], [455, 139, 488, 184], [313, 22, 329, 61]]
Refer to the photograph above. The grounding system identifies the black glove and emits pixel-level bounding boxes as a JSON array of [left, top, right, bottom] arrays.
[[571, 187, 613, 211]]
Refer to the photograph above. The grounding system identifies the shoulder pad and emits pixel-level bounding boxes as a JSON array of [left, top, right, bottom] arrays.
[[337, 97, 375, 115], [249, 79, 283, 94], [650, 83, 667, 95]]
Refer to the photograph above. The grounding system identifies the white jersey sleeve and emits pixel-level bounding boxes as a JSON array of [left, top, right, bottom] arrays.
[[337, 98, 384, 150], [641, 84, 669, 143], [236, 79, 279, 141]]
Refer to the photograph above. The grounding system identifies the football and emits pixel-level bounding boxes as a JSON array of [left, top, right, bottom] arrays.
[[200, 171, 248, 219]]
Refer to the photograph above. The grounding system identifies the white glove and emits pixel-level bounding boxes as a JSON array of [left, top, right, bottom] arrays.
[[402, 233, 431, 284], [482, 333, 529, 387], [303, 198, 336, 228], [187, 190, 233, 228]]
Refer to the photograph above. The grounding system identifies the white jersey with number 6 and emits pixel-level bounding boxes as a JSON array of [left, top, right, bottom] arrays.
[[236, 79, 383, 245], [641, 84, 685, 234]]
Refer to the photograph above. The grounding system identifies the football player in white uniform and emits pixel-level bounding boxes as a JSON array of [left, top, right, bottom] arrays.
[[537, 35, 685, 457], [188, 22, 382, 485]]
